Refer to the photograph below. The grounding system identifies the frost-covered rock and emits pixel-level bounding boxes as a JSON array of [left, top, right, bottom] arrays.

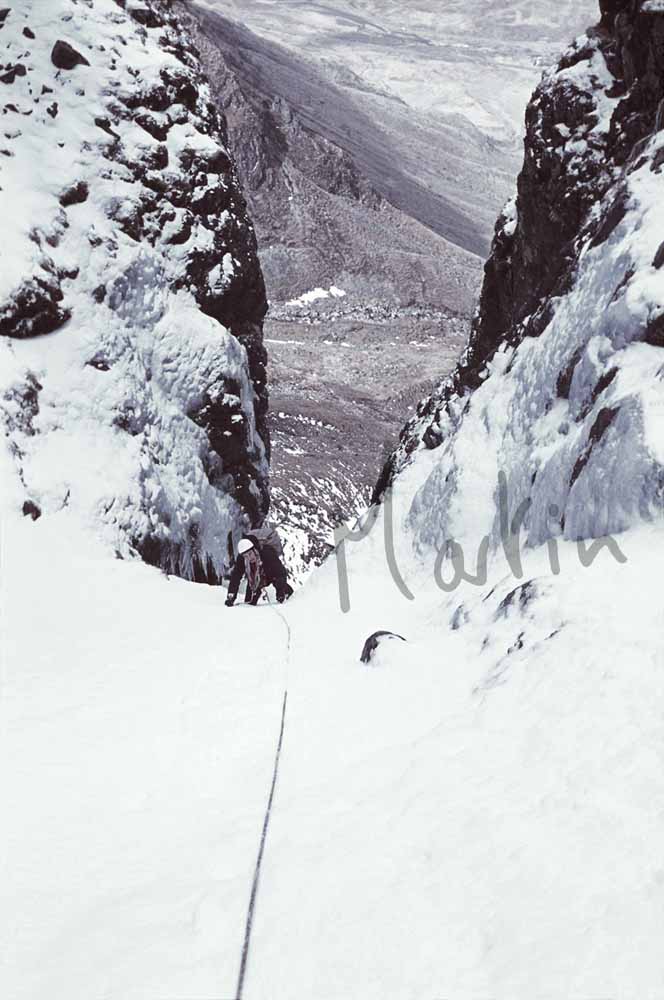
[[0, 265, 70, 339], [0, 0, 269, 580], [376, 0, 664, 554]]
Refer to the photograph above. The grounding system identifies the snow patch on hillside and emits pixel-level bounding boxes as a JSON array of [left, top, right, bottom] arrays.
[[285, 285, 346, 307]]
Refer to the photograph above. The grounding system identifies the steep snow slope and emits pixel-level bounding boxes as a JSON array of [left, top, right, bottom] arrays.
[[4, 469, 663, 999], [3, 518, 290, 999], [0, 0, 268, 581], [252, 507, 664, 1000]]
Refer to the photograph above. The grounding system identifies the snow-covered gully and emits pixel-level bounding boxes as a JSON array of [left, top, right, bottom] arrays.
[[3, 0, 664, 997], [4, 498, 664, 999]]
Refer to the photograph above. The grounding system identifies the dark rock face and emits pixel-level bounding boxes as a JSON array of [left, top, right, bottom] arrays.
[[127, 5, 164, 29], [59, 181, 89, 207], [51, 40, 90, 71], [467, 4, 664, 385], [360, 631, 406, 665], [1, 63, 25, 84], [0, 269, 70, 338], [22, 499, 41, 520], [375, 0, 664, 501], [569, 405, 619, 486]]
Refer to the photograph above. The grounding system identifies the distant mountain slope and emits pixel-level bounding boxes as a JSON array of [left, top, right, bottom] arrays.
[[179, 2, 483, 310], [263, 0, 600, 140], [193, 0, 597, 248], [175, 0, 488, 574]]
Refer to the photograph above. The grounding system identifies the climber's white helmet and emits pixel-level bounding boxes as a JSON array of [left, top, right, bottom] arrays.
[[237, 538, 254, 555]]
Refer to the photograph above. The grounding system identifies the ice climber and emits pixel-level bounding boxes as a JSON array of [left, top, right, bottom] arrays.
[[225, 525, 293, 606]]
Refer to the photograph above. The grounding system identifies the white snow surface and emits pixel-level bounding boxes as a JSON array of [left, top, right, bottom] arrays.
[[285, 285, 347, 307], [0, 0, 267, 578], [3, 6, 664, 999], [3, 486, 664, 998]]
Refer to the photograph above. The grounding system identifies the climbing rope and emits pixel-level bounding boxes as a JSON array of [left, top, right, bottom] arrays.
[[235, 605, 292, 1000]]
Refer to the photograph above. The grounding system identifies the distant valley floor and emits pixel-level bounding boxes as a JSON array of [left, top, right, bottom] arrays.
[[266, 303, 470, 579]]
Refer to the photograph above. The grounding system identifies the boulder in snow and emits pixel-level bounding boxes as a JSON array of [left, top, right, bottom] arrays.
[[59, 181, 89, 207], [22, 500, 41, 520], [360, 630, 406, 664], [0, 270, 70, 339], [51, 40, 90, 71]]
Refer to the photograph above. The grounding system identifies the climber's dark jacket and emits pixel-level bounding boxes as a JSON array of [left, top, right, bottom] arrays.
[[227, 534, 291, 604]]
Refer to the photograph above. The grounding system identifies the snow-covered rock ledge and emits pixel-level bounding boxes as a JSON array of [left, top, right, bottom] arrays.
[[0, 0, 269, 581]]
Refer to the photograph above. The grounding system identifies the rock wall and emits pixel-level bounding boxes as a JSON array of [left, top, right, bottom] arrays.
[[0, 0, 270, 580], [375, 0, 664, 553]]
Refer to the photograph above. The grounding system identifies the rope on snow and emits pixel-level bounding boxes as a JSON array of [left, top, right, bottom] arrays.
[[235, 606, 292, 1000]]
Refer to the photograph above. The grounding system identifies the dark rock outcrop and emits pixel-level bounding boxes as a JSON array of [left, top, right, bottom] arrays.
[[128, 5, 164, 30], [22, 499, 41, 520], [59, 181, 89, 207], [0, 268, 70, 338], [1, 62, 25, 84], [51, 40, 90, 71], [360, 631, 406, 664]]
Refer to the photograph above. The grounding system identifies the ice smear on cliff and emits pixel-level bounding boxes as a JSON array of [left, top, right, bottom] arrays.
[[0, 0, 267, 579]]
